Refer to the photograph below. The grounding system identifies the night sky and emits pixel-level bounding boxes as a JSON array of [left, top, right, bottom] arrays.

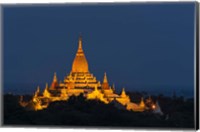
[[3, 3, 196, 96]]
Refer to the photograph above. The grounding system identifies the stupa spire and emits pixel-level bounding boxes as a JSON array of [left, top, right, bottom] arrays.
[[103, 72, 108, 83], [43, 82, 51, 98], [102, 72, 110, 90], [121, 88, 127, 97], [51, 72, 58, 89], [53, 72, 57, 82], [34, 86, 40, 97], [78, 35, 83, 51], [72, 35, 89, 72], [45, 83, 48, 89]]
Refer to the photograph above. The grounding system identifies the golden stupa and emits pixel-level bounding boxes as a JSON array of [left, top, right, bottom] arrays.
[[20, 35, 147, 112], [72, 36, 89, 73]]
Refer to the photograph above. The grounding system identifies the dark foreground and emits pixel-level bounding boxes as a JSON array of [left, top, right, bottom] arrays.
[[3, 93, 195, 129]]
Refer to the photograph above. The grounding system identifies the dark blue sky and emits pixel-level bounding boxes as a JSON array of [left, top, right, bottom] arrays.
[[3, 3, 196, 96]]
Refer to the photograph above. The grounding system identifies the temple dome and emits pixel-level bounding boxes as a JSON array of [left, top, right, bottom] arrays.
[[72, 36, 89, 72]]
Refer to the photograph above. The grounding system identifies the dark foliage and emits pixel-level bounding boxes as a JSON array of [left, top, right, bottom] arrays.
[[3, 93, 195, 129]]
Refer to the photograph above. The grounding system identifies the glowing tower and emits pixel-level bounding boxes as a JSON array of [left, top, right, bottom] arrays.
[[63, 36, 100, 89]]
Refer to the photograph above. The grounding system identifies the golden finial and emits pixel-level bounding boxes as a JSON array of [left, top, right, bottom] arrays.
[[53, 72, 57, 82], [103, 72, 108, 83], [45, 83, 48, 89], [78, 34, 83, 51]]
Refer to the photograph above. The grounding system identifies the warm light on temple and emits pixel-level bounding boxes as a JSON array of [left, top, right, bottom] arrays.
[[152, 104, 156, 109], [19, 35, 151, 112]]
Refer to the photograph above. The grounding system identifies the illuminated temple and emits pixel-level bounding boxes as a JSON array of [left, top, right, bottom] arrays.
[[20, 36, 162, 113]]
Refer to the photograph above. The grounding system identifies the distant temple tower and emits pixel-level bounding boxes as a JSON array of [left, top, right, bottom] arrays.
[[102, 72, 110, 90], [51, 72, 58, 89], [63, 35, 100, 89]]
